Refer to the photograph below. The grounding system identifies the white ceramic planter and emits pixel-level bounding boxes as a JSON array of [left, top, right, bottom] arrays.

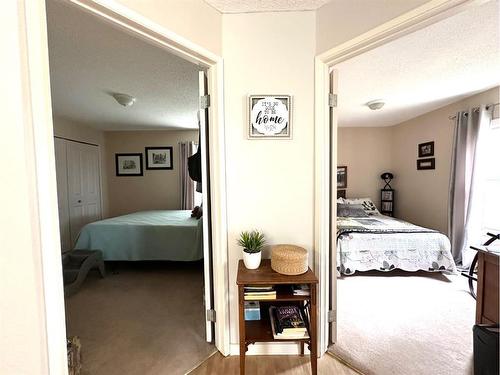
[[243, 250, 261, 269]]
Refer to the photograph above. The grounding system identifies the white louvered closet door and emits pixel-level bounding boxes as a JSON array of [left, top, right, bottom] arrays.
[[64, 140, 102, 246]]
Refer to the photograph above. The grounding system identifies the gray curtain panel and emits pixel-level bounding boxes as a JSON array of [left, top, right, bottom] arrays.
[[448, 106, 491, 265], [179, 142, 194, 210]]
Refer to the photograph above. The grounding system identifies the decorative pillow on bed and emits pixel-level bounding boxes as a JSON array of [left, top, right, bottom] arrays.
[[337, 197, 345, 204], [342, 198, 380, 215], [337, 204, 369, 218]]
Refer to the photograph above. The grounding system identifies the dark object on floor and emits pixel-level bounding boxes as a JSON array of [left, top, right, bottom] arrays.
[[67, 336, 82, 375], [473, 324, 499, 375], [63, 250, 105, 296]]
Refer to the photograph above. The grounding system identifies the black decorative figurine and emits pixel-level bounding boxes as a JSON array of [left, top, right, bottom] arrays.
[[380, 172, 393, 190]]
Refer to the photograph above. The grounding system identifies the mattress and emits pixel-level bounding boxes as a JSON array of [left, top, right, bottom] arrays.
[[337, 215, 456, 275], [74, 210, 203, 261]]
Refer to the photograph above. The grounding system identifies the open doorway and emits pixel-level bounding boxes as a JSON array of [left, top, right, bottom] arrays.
[[329, 2, 499, 374], [45, 0, 218, 373]]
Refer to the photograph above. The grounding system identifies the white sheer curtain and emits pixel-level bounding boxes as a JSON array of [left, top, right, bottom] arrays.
[[179, 141, 194, 210], [448, 106, 492, 267]]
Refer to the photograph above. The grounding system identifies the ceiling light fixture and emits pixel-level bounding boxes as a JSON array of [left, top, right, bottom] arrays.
[[366, 100, 385, 110], [112, 93, 136, 107]]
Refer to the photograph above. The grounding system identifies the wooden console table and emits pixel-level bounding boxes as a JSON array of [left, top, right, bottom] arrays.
[[236, 259, 319, 375]]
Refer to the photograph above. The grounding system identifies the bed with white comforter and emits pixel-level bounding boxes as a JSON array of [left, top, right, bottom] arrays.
[[336, 198, 456, 275]]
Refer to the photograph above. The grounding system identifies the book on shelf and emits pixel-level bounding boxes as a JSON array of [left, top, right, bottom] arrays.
[[269, 306, 309, 340], [293, 284, 310, 296], [243, 285, 274, 292], [244, 285, 276, 300]]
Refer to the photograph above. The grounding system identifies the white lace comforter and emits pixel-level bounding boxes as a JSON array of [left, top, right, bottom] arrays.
[[336, 215, 457, 275]]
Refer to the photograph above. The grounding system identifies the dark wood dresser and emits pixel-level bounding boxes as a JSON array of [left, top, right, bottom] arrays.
[[475, 249, 499, 324]]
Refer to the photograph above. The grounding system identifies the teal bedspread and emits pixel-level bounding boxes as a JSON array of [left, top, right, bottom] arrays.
[[74, 210, 203, 261]]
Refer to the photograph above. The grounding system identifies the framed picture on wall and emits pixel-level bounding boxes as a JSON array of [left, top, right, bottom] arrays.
[[418, 141, 434, 157], [417, 158, 435, 170], [337, 166, 347, 188], [248, 95, 292, 139], [115, 153, 143, 176], [145, 147, 173, 170]]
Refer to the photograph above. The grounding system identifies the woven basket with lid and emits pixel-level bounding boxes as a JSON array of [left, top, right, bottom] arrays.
[[271, 244, 308, 275]]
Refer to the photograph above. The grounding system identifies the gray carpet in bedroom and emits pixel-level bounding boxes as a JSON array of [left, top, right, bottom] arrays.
[[329, 270, 475, 375], [65, 261, 216, 375]]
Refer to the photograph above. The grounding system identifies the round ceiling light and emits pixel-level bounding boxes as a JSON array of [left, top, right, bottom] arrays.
[[366, 100, 385, 110], [112, 93, 136, 107]]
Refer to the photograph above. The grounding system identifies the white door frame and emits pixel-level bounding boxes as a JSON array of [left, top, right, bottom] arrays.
[[314, 0, 482, 354], [22, 0, 229, 373]]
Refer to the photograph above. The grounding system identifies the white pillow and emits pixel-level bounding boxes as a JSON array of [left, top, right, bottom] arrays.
[[343, 198, 380, 215], [337, 197, 345, 204]]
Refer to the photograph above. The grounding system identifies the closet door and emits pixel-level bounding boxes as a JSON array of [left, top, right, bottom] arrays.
[[67, 141, 102, 245], [54, 138, 71, 252]]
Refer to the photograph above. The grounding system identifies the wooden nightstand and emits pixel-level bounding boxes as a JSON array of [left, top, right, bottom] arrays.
[[236, 259, 319, 375]]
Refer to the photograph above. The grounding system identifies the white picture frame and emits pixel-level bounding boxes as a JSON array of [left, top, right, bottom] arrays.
[[248, 95, 292, 139]]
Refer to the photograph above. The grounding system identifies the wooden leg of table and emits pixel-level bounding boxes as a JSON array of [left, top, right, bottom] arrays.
[[300, 341, 304, 356], [238, 285, 246, 375], [310, 284, 318, 375]]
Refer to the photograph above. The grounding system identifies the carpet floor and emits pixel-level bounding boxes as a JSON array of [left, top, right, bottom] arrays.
[[329, 270, 475, 375], [65, 261, 215, 375]]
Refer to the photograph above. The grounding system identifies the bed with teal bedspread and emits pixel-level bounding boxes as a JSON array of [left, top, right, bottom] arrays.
[[74, 210, 203, 261]]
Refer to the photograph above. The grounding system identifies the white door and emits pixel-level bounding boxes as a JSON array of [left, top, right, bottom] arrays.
[[54, 137, 71, 252], [330, 69, 339, 344], [66, 141, 102, 245], [199, 70, 214, 343]]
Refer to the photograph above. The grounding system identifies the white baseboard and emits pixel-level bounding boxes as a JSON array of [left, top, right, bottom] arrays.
[[230, 342, 311, 356]]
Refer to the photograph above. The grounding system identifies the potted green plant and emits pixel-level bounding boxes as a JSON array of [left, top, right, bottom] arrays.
[[238, 230, 265, 269]]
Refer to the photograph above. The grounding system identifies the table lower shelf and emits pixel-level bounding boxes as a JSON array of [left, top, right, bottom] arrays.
[[244, 301, 311, 343]]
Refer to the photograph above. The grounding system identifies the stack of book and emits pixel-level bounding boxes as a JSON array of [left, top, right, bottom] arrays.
[[244, 285, 276, 300], [292, 284, 310, 296], [269, 305, 309, 340]]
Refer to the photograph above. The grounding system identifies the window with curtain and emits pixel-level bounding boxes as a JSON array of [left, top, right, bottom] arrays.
[[193, 143, 203, 207], [480, 116, 500, 236]]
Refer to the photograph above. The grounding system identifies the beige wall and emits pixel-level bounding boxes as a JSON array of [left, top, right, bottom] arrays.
[[338, 87, 500, 234], [223, 11, 316, 346], [52, 116, 110, 218], [391, 86, 500, 234], [338, 127, 392, 205], [105, 130, 198, 217], [114, 0, 222, 55], [316, 0, 429, 54]]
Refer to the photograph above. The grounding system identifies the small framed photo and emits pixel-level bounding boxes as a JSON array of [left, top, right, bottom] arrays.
[[381, 190, 393, 201], [418, 141, 434, 157], [248, 95, 291, 139], [337, 166, 347, 188], [145, 147, 173, 170], [381, 201, 393, 212], [417, 158, 435, 170], [115, 153, 143, 176]]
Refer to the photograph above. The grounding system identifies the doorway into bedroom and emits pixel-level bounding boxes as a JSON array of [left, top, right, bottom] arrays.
[[46, 0, 215, 373], [330, 2, 500, 374]]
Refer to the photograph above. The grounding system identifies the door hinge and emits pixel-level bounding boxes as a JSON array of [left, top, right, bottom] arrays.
[[328, 310, 336, 323], [200, 94, 211, 109], [329, 93, 337, 108], [206, 309, 216, 322]]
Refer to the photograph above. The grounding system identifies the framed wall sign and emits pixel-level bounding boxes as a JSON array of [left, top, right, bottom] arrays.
[[337, 166, 347, 188], [145, 146, 173, 170], [248, 95, 292, 139], [115, 153, 143, 176], [417, 158, 435, 170]]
